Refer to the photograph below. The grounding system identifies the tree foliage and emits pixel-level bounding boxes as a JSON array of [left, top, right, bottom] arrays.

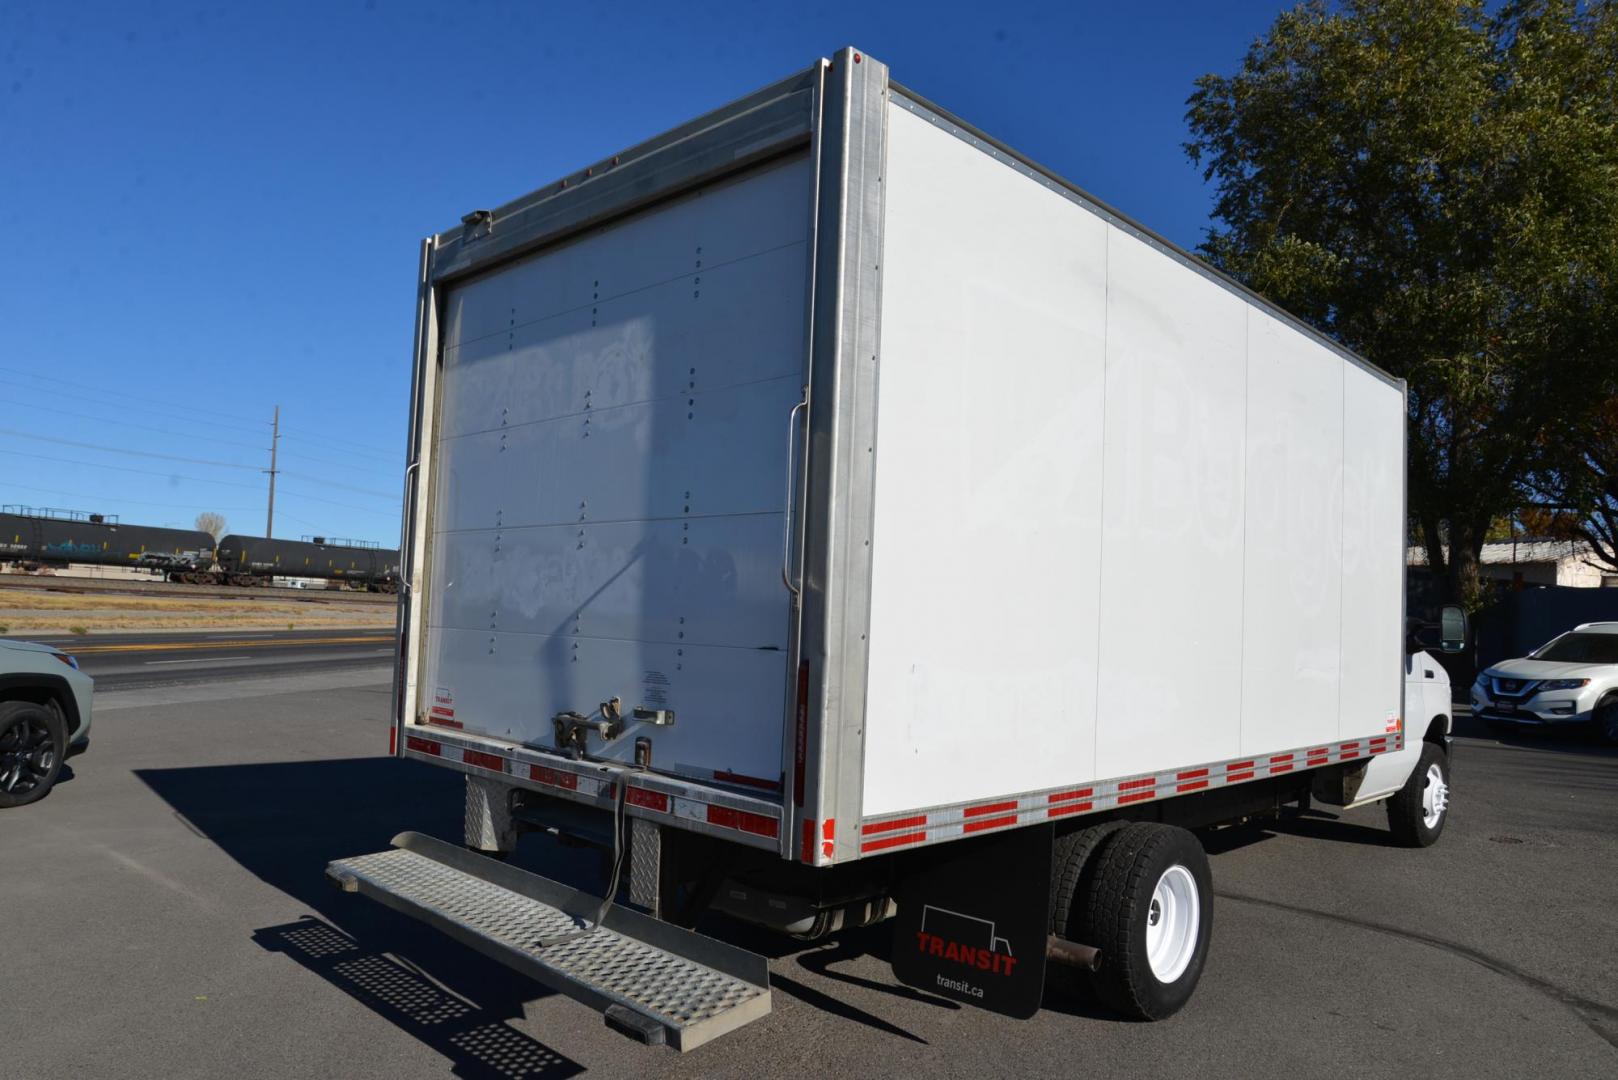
[[195, 512, 227, 541], [1186, 0, 1618, 605], [1524, 396, 1618, 572]]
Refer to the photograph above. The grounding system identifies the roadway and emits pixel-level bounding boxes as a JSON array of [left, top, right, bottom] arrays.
[[0, 573, 397, 605], [31, 628, 397, 690], [6, 669, 1616, 1078]]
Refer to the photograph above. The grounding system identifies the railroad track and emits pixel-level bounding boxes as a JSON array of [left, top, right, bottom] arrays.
[[0, 574, 397, 605]]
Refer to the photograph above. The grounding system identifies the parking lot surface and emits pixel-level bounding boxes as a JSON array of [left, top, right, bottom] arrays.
[[6, 670, 1616, 1079]]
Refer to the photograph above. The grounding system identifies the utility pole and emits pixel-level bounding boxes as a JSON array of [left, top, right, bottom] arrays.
[[265, 405, 281, 538]]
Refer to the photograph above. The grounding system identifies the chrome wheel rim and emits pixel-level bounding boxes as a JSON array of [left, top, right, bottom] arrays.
[[1421, 762, 1448, 829], [1145, 864, 1200, 983]]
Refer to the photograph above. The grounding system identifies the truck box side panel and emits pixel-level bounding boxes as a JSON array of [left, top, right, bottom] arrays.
[[1238, 308, 1345, 754], [862, 95, 1404, 818], [1339, 366, 1405, 739], [861, 101, 1109, 816], [419, 155, 813, 786], [1094, 227, 1249, 780]]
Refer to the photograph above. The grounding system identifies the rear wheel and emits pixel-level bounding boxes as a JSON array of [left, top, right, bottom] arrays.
[[1387, 741, 1450, 847], [1047, 820, 1130, 999], [1049, 820, 1130, 940], [0, 701, 67, 809], [1083, 822, 1213, 1020]]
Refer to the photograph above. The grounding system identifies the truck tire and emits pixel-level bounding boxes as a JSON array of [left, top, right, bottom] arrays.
[[1386, 741, 1450, 847], [1047, 820, 1130, 1000], [1049, 819, 1130, 941], [1083, 822, 1212, 1020], [0, 701, 67, 809]]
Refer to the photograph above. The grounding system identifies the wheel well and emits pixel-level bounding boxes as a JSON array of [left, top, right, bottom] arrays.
[[1425, 714, 1448, 745], [0, 677, 77, 738]]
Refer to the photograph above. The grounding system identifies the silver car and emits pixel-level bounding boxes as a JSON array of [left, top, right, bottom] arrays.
[[0, 638, 94, 807], [1471, 621, 1618, 743]]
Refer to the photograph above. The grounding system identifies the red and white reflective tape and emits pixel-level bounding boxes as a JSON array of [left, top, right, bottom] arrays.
[[398, 728, 782, 850], [426, 704, 462, 729], [530, 761, 613, 800], [799, 818, 837, 863], [857, 729, 1406, 855], [404, 734, 441, 757]]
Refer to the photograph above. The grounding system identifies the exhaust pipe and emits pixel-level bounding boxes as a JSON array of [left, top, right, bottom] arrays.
[[1045, 935, 1100, 972]]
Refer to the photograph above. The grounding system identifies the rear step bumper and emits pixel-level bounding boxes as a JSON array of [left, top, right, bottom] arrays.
[[327, 832, 771, 1051]]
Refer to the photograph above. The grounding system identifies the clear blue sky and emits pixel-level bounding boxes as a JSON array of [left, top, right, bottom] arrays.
[[1, 0, 1284, 544]]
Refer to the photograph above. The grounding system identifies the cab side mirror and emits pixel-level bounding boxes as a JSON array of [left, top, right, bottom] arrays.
[[1439, 604, 1467, 654]]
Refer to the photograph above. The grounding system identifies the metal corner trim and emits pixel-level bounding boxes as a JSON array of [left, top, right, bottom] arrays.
[[397, 235, 439, 743], [796, 46, 890, 865]]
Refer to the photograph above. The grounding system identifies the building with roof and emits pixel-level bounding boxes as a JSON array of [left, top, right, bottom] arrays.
[[1408, 538, 1618, 588]]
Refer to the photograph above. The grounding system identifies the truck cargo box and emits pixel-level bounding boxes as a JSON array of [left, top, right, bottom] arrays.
[[393, 48, 1408, 868]]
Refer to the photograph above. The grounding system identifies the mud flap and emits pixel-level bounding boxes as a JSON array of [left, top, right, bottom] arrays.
[[890, 824, 1052, 1018]]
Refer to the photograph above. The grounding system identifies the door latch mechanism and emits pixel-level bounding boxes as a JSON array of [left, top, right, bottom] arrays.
[[552, 699, 674, 758], [552, 697, 624, 758]]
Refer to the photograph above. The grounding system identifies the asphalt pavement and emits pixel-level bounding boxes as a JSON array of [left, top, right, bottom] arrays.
[[28, 627, 397, 691], [5, 667, 1616, 1079]]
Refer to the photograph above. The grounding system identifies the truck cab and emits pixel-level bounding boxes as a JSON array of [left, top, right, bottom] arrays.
[[1406, 649, 1453, 746]]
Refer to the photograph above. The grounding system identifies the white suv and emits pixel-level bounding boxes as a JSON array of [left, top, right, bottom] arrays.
[[1470, 622, 1618, 743]]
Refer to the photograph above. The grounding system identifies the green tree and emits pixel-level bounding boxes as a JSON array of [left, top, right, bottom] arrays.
[[1526, 397, 1618, 573], [1186, 0, 1618, 606]]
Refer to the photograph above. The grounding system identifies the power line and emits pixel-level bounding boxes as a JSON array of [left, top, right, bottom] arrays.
[[0, 397, 399, 474], [275, 429, 400, 463], [273, 509, 334, 532], [0, 376, 402, 463], [0, 377, 274, 439], [280, 470, 398, 499], [272, 447, 397, 474], [277, 486, 398, 509], [0, 413, 403, 497], [279, 484, 398, 505], [0, 364, 269, 427], [0, 397, 270, 454], [0, 428, 260, 470], [0, 447, 267, 491], [0, 447, 399, 513], [0, 481, 262, 513]]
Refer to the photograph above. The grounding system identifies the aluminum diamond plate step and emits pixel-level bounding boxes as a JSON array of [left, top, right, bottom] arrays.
[[327, 831, 770, 1051]]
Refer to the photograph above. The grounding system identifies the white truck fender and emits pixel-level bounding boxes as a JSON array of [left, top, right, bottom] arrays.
[[1341, 650, 1452, 807]]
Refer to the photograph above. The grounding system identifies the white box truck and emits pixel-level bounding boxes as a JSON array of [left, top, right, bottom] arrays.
[[330, 47, 1466, 1049]]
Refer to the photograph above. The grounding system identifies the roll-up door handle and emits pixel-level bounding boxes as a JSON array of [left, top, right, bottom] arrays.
[[399, 461, 419, 596], [781, 399, 807, 596]]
